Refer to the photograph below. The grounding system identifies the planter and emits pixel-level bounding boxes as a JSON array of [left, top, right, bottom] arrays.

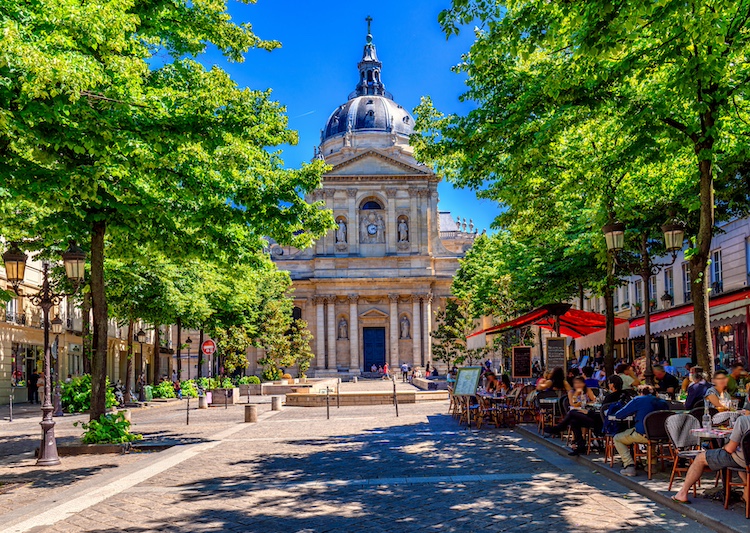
[[238, 384, 262, 396], [280, 379, 288, 385], [208, 387, 239, 405]]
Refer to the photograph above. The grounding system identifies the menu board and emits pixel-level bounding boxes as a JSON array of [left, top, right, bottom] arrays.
[[453, 367, 482, 396], [512, 346, 533, 378], [546, 337, 566, 370]]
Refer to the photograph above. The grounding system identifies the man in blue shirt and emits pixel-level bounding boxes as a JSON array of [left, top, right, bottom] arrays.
[[613, 385, 669, 476]]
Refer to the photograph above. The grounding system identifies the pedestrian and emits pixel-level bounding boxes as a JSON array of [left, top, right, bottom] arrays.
[[400, 362, 409, 382], [28, 370, 40, 404], [383, 362, 390, 379], [37, 373, 45, 405]]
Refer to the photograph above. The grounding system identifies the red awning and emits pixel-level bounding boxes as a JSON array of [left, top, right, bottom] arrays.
[[629, 287, 750, 328], [467, 304, 627, 340]]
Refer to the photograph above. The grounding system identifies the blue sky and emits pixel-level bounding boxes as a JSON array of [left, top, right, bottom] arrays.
[[200, 0, 499, 233]]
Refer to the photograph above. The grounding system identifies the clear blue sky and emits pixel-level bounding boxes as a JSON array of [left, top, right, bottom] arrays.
[[200, 0, 499, 233]]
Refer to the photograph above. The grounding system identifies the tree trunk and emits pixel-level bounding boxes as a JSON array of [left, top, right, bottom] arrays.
[[89, 220, 109, 420], [124, 318, 133, 403], [690, 136, 716, 378], [81, 291, 92, 374], [578, 283, 585, 310], [176, 317, 182, 380], [198, 328, 204, 379], [603, 261, 616, 376], [152, 325, 160, 385]]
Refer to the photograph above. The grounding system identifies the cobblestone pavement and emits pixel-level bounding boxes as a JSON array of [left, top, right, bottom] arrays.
[[0, 399, 711, 533]]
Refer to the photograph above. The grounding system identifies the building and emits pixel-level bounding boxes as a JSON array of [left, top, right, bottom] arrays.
[[257, 23, 476, 377]]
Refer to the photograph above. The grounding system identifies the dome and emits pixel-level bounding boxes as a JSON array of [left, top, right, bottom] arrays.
[[322, 96, 414, 142]]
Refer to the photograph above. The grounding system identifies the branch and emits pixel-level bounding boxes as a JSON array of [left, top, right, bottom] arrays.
[[80, 91, 150, 109], [660, 116, 698, 143]]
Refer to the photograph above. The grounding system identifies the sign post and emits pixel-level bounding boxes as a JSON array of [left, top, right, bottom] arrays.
[[453, 367, 483, 429], [201, 340, 217, 379]]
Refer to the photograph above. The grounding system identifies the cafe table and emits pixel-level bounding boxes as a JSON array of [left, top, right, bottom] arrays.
[[691, 427, 733, 440], [539, 396, 561, 424]]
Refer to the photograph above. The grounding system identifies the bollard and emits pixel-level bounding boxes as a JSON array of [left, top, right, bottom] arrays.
[[9, 393, 13, 423], [352, 376, 358, 384], [271, 396, 283, 411], [326, 388, 330, 420], [117, 409, 132, 422], [336, 379, 340, 409], [245, 404, 258, 423], [392, 377, 399, 417], [198, 395, 208, 409]]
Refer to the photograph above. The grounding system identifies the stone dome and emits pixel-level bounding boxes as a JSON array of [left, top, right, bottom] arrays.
[[322, 95, 414, 142]]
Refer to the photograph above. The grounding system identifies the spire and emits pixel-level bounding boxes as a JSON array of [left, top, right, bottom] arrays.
[[355, 16, 388, 98]]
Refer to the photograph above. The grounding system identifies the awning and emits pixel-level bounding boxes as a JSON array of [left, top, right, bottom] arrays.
[[575, 320, 631, 352], [466, 304, 627, 348], [629, 287, 750, 338]]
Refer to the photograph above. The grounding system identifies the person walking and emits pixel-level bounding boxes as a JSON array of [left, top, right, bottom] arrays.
[[400, 362, 409, 382], [28, 370, 40, 404], [382, 362, 390, 379]]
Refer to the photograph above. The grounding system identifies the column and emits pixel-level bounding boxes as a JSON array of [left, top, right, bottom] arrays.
[[389, 294, 399, 367], [347, 188, 358, 254], [326, 295, 337, 370], [315, 297, 325, 370], [386, 188, 397, 254], [348, 294, 359, 371], [412, 295, 422, 367], [423, 293, 433, 365], [409, 187, 419, 254]]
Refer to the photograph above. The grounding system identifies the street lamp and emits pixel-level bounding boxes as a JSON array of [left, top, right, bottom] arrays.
[[603, 219, 686, 386], [51, 314, 64, 417], [185, 336, 193, 426], [660, 291, 674, 309], [3, 241, 86, 466], [136, 328, 146, 402]]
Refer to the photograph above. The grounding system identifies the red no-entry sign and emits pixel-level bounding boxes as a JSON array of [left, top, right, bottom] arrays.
[[201, 339, 217, 356]]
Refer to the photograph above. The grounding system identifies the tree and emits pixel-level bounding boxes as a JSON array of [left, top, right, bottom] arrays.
[[0, 0, 334, 418], [430, 0, 750, 375], [431, 300, 486, 367]]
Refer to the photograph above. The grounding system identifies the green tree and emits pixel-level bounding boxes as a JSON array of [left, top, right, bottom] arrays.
[[0, 0, 334, 418]]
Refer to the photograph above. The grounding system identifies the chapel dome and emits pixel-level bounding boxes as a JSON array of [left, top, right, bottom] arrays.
[[322, 95, 414, 142]]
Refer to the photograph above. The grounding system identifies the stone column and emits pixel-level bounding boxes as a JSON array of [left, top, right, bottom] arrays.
[[409, 187, 419, 254], [422, 293, 433, 365], [347, 188, 358, 254], [412, 295, 422, 367], [385, 188, 397, 255], [389, 294, 399, 367], [314, 297, 325, 370], [326, 295, 337, 370], [348, 294, 359, 371]]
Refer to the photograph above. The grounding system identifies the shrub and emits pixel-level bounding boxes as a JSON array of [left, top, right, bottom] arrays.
[[221, 377, 234, 389], [261, 367, 282, 382], [181, 379, 198, 398], [61, 375, 117, 413], [238, 376, 260, 385], [152, 380, 176, 399], [76, 412, 142, 444], [281, 373, 292, 380], [197, 377, 211, 389]]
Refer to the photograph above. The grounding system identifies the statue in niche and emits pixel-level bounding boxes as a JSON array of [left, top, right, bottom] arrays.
[[338, 318, 348, 339], [376, 214, 385, 243], [398, 218, 409, 242], [400, 315, 410, 339], [336, 219, 347, 243], [360, 212, 383, 243]]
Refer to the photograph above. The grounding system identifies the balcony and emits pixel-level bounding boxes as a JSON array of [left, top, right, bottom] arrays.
[[5, 312, 26, 326], [711, 281, 724, 295]]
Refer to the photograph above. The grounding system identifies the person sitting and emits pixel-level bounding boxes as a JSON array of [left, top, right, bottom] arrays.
[[602, 375, 632, 405], [681, 362, 694, 392], [370, 364, 377, 373], [673, 414, 750, 504], [536, 367, 572, 393], [613, 385, 669, 476], [566, 368, 579, 388], [582, 366, 599, 388], [653, 364, 679, 398], [615, 363, 641, 390], [377, 365, 383, 374], [684, 366, 710, 409], [727, 362, 746, 396], [544, 376, 598, 456], [593, 365, 607, 383], [705, 370, 732, 411], [499, 374, 512, 394], [485, 373, 500, 393]]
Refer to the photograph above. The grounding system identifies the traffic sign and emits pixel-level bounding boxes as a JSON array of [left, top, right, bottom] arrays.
[[201, 339, 217, 356]]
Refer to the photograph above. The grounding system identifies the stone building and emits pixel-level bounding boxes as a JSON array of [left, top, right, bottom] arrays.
[[260, 23, 476, 377]]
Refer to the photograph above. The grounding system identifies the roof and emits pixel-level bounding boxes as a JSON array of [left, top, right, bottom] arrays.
[[439, 211, 459, 232]]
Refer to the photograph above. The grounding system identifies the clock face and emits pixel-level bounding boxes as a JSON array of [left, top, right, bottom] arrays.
[[367, 224, 378, 235]]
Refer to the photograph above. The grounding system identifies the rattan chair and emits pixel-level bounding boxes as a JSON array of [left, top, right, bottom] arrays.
[[665, 413, 702, 494], [643, 410, 676, 479], [724, 431, 750, 518]]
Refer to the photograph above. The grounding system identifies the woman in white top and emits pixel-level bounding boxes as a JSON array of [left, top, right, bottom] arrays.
[[615, 363, 641, 390]]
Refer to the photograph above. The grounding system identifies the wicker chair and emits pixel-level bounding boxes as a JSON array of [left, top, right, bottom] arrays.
[[643, 410, 676, 479], [724, 431, 750, 518], [665, 413, 703, 494]]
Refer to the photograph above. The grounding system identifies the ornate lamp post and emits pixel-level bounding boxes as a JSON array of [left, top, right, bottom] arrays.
[[136, 328, 147, 402], [603, 220, 685, 385], [3, 241, 86, 466], [185, 336, 192, 425], [51, 314, 64, 417]]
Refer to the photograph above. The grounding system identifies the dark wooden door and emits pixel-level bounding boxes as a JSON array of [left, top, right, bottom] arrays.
[[363, 327, 386, 371]]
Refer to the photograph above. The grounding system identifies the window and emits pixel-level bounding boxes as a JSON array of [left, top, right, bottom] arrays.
[[664, 268, 674, 298], [648, 276, 657, 308], [613, 287, 620, 310], [634, 280, 643, 309], [361, 200, 383, 210], [746, 237, 750, 285], [711, 249, 723, 293], [682, 263, 692, 303]]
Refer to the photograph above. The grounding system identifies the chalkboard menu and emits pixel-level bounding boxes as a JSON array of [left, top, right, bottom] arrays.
[[512, 346, 532, 378], [546, 337, 567, 370], [453, 367, 482, 396]]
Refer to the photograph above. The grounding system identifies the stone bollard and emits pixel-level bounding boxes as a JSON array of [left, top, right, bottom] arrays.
[[271, 396, 283, 411], [245, 404, 258, 423], [117, 409, 131, 422], [198, 395, 208, 409], [352, 376, 358, 384]]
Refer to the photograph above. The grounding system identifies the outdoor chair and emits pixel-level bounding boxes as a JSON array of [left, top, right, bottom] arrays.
[[513, 384, 537, 424], [600, 404, 619, 467], [689, 406, 718, 422], [535, 389, 561, 433], [643, 410, 676, 479], [448, 386, 460, 419], [665, 413, 703, 494], [724, 431, 750, 518]]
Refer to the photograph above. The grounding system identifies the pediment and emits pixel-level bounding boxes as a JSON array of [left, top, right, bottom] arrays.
[[327, 150, 431, 177], [359, 308, 389, 319]]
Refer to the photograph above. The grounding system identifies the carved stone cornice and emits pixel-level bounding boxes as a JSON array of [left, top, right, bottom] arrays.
[[325, 295, 338, 304], [347, 188, 358, 198], [385, 187, 398, 198], [324, 188, 337, 198], [348, 294, 359, 303], [388, 294, 400, 303], [312, 295, 327, 305]]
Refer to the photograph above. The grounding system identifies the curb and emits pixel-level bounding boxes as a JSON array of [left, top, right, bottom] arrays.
[[515, 425, 741, 533]]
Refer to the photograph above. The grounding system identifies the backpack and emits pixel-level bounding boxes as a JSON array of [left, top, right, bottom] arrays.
[[602, 400, 627, 436]]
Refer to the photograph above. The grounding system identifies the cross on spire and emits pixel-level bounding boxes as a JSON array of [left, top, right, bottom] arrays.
[[366, 15, 372, 35]]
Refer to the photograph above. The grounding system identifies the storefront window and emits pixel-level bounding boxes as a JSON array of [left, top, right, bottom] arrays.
[[11, 343, 43, 387]]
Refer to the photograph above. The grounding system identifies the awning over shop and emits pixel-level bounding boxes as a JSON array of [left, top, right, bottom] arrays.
[[575, 320, 631, 352], [466, 304, 627, 349], [629, 287, 750, 338]]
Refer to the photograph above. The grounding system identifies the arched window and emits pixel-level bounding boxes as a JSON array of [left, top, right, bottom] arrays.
[[292, 307, 302, 321], [361, 200, 383, 210]]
